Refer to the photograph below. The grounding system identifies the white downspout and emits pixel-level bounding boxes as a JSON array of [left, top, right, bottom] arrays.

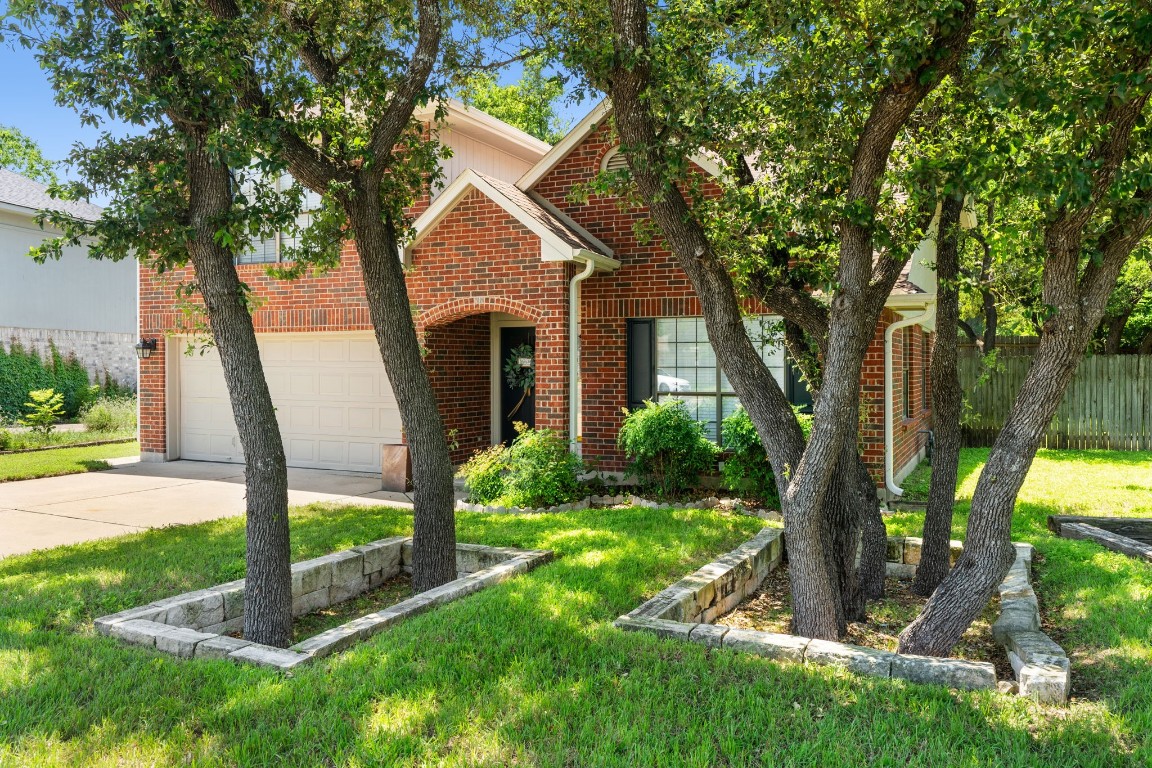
[[883, 301, 936, 496], [569, 257, 596, 455]]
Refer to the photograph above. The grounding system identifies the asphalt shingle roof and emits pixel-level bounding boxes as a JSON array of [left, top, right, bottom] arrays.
[[0, 168, 103, 222], [476, 172, 607, 255]]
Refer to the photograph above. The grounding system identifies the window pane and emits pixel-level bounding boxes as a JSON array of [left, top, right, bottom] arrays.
[[673, 342, 694, 368], [659, 394, 718, 442], [237, 236, 278, 264], [656, 318, 676, 343], [695, 366, 717, 391], [676, 316, 698, 342]]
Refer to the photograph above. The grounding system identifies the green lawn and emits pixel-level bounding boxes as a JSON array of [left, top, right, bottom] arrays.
[[0, 450, 1149, 766], [0, 427, 136, 452], [0, 440, 140, 482]]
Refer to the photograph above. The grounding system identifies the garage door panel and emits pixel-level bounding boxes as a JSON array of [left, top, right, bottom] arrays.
[[291, 341, 317, 362], [319, 340, 346, 362], [288, 439, 315, 463], [348, 340, 378, 362], [288, 406, 314, 429], [290, 373, 315, 396], [318, 373, 346, 396], [178, 333, 402, 471]]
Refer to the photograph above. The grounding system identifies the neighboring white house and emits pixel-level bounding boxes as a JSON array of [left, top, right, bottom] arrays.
[[0, 168, 136, 387]]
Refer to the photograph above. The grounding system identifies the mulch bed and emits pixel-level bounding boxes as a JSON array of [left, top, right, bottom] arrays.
[[229, 573, 414, 643], [717, 563, 1013, 679]]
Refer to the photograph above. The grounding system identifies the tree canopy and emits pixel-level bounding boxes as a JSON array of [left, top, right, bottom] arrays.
[[456, 56, 568, 143], [0, 124, 56, 183]]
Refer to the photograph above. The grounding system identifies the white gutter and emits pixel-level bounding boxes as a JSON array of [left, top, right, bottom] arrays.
[[883, 301, 936, 496], [569, 257, 596, 455]]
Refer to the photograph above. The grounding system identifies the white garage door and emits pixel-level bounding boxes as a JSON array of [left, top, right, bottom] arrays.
[[177, 333, 402, 472]]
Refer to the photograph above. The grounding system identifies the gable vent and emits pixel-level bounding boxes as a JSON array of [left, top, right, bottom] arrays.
[[600, 146, 630, 173]]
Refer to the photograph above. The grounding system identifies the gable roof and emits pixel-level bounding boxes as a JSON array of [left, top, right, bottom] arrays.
[[414, 99, 552, 163], [515, 99, 722, 191], [0, 168, 103, 222], [402, 169, 619, 270]]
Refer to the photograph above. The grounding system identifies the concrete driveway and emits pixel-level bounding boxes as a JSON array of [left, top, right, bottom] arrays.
[[0, 460, 414, 559]]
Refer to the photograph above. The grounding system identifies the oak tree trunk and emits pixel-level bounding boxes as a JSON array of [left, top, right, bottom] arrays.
[[898, 327, 1085, 654], [1103, 312, 1130, 354], [913, 195, 964, 596], [185, 135, 293, 647], [348, 190, 457, 593]]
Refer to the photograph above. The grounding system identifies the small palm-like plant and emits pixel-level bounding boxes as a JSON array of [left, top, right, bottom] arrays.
[[20, 389, 65, 435]]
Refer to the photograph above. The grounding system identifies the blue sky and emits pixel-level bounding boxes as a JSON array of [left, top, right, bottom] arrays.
[[0, 39, 136, 173], [1, 35, 589, 178]]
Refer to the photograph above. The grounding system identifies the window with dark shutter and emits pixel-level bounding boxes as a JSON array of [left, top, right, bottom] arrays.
[[626, 319, 655, 411]]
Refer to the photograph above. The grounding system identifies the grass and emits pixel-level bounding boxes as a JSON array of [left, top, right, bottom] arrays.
[[0, 427, 136, 452], [289, 573, 413, 643], [0, 440, 140, 482], [0, 449, 1148, 766]]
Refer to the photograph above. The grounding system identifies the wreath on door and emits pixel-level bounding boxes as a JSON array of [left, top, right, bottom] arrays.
[[503, 342, 535, 419]]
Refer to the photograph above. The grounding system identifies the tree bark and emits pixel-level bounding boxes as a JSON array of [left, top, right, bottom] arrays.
[[781, 323, 885, 604], [185, 134, 293, 647], [348, 191, 457, 592], [209, 0, 458, 593], [1103, 312, 1130, 354], [603, 0, 974, 640], [899, 79, 1152, 652], [913, 195, 964, 596]]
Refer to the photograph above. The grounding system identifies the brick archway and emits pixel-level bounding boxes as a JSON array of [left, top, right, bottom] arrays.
[[416, 296, 543, 336]]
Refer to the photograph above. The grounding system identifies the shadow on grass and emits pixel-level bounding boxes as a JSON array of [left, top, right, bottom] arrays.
[[0, 502, 1146, 766]]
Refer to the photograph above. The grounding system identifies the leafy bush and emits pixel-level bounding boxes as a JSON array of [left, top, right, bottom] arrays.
[[0, 341, 94, 419], [458, 424, 584, 508], [617, 399, 718, 497], [721, 405, 813, 504], [501, 424, 583, 508], [81, 395, 138, 433], [458, 444, 509, 504], [20, 389, 65, 435], [0, 429, 10, 451]]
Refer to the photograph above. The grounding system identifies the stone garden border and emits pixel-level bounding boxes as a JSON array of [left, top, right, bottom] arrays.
[[96, 538, 552, 670], [1049, 515, 1152, 563], [455, 494, 765, 515], [615, 528, 1070, 703]]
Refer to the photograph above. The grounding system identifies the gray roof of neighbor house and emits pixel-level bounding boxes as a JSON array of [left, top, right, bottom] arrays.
[[0, 168, 103, 222]]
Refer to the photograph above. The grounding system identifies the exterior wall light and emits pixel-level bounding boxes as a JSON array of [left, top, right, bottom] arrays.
[[135, 338, 158, 360]]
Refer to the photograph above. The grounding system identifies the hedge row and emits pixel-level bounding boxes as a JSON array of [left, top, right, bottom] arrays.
[[0, 341, 97, 420]]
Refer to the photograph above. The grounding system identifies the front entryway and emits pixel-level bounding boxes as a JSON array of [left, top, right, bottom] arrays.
[[498, 325, 536, 443]]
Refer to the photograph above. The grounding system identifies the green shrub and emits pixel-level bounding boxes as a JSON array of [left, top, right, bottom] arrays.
[[617, 399, 718, 497], [0, 341, 93, 419], [458, 444, 509, 504], [0, 429, 10, 451], [721, 405, 813, 505], [80, 395, 138, 433], [458, 425, 584, 508], [20, 389, 65, 435], [501, 424, 583, 508]]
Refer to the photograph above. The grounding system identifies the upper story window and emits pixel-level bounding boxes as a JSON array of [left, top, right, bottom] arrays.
[[235, 174, 323, 265]]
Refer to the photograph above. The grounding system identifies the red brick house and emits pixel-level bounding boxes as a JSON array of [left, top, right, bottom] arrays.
[[138, 99, 936, 496]]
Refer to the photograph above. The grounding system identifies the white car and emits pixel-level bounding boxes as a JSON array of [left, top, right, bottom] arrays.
[[657, 369, 692, 392]]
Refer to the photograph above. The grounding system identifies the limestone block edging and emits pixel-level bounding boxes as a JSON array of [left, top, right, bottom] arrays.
[[615, 531, 1068, 701], [96, 537, 552, 670]]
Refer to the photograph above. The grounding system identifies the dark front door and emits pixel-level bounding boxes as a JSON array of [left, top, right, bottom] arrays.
[[499, 326, 536, 444]]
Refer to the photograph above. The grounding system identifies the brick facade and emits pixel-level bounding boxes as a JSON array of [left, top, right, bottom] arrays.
[[137, 113, 931, 488]]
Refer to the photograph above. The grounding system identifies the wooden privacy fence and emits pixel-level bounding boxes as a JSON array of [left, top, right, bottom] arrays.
[[958, 351, 1152, 450]]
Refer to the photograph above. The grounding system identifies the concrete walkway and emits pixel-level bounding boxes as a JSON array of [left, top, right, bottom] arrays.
[[0, 460, 414, 559]]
